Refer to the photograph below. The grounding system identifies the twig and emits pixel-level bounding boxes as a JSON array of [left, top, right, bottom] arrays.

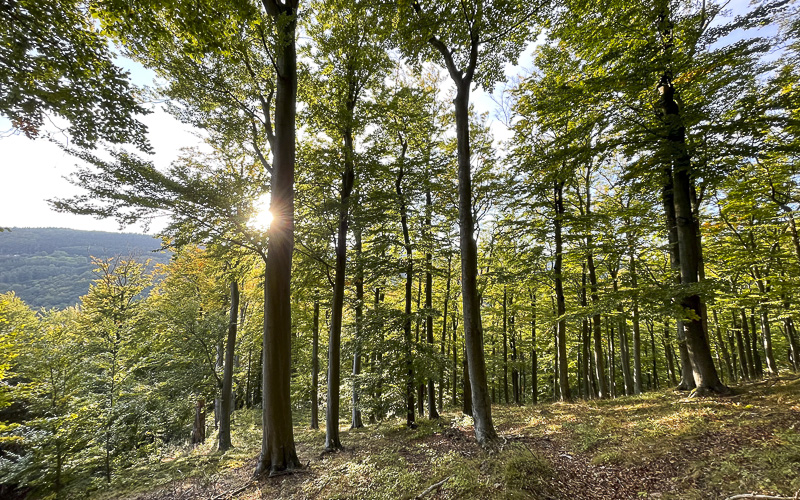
[[210, 480, 256, 500], [415, 476, 451, 499]]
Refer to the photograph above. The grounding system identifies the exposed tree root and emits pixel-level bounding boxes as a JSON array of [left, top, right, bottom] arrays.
[[690, 384, 733, 397]]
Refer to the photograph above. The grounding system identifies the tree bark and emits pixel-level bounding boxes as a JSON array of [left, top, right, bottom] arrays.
[[425, 187, 439, 419], [530, 289, 538, 404], [553, 180, 572, 401], [256, 0, 301, 475], [311, 294, 320, 429], [352, 227, 364, 429], [219, 281, 239, 452], [396, 140, 416, 428]]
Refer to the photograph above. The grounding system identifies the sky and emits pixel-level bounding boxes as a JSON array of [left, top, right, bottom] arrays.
[[0, 0, 773, 236]]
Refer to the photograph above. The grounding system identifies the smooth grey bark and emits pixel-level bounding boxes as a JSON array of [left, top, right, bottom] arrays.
[[219, 281, 239, 452], [255, 0, 301, 476]]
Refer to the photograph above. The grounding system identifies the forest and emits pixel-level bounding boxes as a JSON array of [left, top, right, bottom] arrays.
[[0, 228, 169, 309], [1, 0, 800, 498]]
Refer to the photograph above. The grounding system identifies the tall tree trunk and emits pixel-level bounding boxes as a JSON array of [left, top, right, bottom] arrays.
[[530, 289, 538, 404], [440, 255, 452, 410], [396, 140, 416, 428], [628, 245, 643, 395], [311, 294, 320, 429], [753, 274, 777, 375], [663, 319, 677, 386], [425, 187, 439, 419], [712, 309, 734, 384], [256, 0, 301, 475], [324, 128, 356, 451], [658, 71, 726, 394], [452, 302, 459, 406], [219, 281, 239, 452], [749, 309, 764, 378], [586, 251, 607, 398], [503, 286, 509, 404], [553, 180, 572, 401], [735, 311, 753, 380], [417, 277, 425, 417], [607, 319, 616, 398], [352, 228, 364, 428], [612, 270, 633, 396], [510, 292, 520, 404], [581, 265, 593, 398], [453, 79, 496, 443]]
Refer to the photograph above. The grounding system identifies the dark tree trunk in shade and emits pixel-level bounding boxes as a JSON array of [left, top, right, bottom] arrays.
[[503, 286, 509, 404], [351, 228, 364, 429], [219, 281, 239, 452], [553, 180, 571, 401], [509, 292, 520, 404], [712, 309, 735, 383], [612, 270, 633, 396], [396, 140, 416, 428], [440, 255, 452, 410], [580, 265, 593, 398], [530, 289, 538, 404], [647, 320, 659, 389], [192, 398, 206, 445], [657, 69, 726, 393], [749, 309, 764, 378], [425, 192, 439, 418], [462, 355, 472, 415], [310, 295, 320, 429], [607, 319, 616, 398], [734, 311, 751, 381], [255, 0, 301, 476], [628, 245, 643, 395], [663, 320, 677, 386]]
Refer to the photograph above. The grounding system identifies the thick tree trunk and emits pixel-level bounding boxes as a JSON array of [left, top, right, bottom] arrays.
[[453, 81, 497, 443], [219, 281, 239, 452], [256, 0, 301, 475], [659, 74, 726, 394], [311, 295, 320, 429]]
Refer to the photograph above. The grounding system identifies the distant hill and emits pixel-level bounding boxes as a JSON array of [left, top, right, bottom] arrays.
[[0, 227, 171, 310]]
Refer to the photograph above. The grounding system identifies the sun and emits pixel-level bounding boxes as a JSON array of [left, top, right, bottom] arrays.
[[250, 193, 273, 231]]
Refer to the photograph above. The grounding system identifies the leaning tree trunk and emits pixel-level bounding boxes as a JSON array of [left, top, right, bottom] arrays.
[[219, 281, 239, 452], [256, 0, 301, 475]]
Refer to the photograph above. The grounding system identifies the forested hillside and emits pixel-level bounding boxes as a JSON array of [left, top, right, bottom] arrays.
[[0, 228, 169, 309], [2, 0, 800, 499]]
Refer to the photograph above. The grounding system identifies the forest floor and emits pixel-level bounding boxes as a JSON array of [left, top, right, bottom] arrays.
[[105, 375, 800, 500]]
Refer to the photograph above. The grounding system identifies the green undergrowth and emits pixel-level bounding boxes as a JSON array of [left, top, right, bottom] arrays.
[[101, 374, 799, 500]]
